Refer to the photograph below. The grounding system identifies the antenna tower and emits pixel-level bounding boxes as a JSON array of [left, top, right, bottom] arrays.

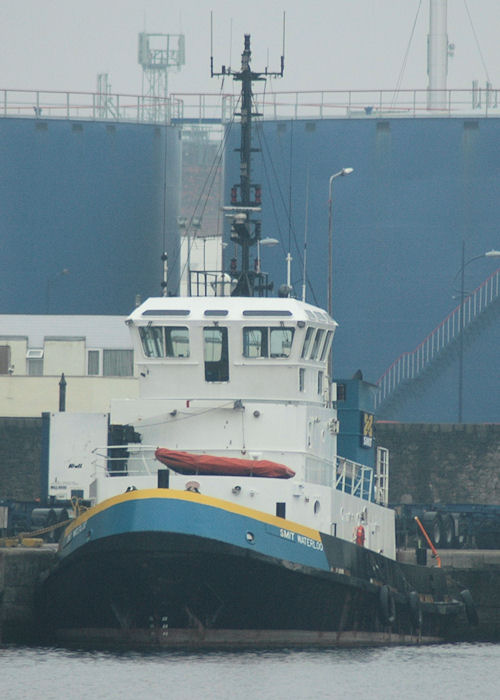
[[138, 32, 185, 122], [212, 33, 284, 296]]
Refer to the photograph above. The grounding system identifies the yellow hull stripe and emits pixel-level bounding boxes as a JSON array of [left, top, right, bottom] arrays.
[[65, 488, 322, 542]]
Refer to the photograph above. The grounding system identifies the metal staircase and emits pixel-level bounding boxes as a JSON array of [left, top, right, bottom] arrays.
[[375, 267, 500, 416]]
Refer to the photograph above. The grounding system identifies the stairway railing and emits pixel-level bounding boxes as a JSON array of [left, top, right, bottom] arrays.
[[375, 267, 500, 410]]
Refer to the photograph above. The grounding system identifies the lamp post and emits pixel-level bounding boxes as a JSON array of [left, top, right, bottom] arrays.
[[456, 243, 500, 423], [256, 237, 278, 273], [328, 168, 353, 317]]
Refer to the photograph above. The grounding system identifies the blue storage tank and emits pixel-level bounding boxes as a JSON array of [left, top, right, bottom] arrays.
[[0, 118, 181, 314], [224, 116, 500, 422]]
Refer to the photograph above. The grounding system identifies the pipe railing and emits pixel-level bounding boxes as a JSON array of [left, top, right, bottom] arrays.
[[336, 457, 374, 502], [1, 87, 500, 124]]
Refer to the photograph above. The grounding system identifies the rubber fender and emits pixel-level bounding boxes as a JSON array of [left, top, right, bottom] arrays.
[[460, 589, 479, 626], [408, 590, 423, 630], [379, 585, 396, 626], [422, 511, 443, 548], [441, 514, 456, 549]]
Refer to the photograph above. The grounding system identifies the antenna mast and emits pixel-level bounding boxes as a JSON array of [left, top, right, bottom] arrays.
[[427, 0, 448, 110], [212, 30, 284, 296]]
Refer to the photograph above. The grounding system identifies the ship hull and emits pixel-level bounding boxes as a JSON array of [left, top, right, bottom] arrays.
[[37, 489, 464, 647]]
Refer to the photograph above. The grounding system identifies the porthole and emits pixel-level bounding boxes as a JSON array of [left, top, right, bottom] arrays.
[[246, 531, 255, 544]]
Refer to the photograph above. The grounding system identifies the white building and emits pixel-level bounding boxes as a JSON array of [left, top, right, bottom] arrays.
[[0, 315, 138, 417]]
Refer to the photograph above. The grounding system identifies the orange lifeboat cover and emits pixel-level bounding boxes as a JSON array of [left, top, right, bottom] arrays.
[[155, 447, 295, 479]]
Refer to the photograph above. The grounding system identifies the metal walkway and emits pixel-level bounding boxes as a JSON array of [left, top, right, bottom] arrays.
[[2, 86, 500, 124], [375, 267, 500, 416]]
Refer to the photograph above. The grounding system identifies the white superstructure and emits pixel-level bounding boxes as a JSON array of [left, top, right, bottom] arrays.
[[84, 294, 396, 559]]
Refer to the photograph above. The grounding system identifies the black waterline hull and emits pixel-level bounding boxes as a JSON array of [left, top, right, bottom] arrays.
[[37, 530, 465, 648]]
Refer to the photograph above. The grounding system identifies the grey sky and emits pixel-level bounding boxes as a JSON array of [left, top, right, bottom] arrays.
[[0, 0, 499, 96]]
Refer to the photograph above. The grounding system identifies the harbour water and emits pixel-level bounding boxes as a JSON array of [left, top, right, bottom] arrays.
[[1, 643, 498, 699]]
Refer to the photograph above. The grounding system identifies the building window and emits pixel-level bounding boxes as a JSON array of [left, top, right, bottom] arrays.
[[0, 346, 11, 374], [336, 383, 346, 401], [28, 358, 43, 376], [103, 349, 133, 376], [26, 349, 44, 376], [88, 350, 100, 375]]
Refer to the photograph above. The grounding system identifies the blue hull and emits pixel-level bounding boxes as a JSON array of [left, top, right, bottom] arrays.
[[36, 488, 468, 646]]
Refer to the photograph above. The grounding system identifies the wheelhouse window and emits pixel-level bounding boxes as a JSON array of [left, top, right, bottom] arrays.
[[318, 370, 324, 394], [310, 329, 325, 360], [320, 330, 334, 362], [299, 367, 305, 392], [301, 327, 314, 358], [139, 326, 190, 358], [204, 327, 229, 382], [243, 327, 294, 358]]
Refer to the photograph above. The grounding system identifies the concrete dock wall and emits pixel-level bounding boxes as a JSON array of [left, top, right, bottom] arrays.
[[0, 418, 42, 501], [0, 547, 56, 643], [375, 422, 500, 504]]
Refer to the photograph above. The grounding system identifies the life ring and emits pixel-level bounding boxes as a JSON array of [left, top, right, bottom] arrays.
[[379, 585, 396, 626], [355, 525, 365, 547], [408, 590, 423, 630], [460, 589, 479, 626]]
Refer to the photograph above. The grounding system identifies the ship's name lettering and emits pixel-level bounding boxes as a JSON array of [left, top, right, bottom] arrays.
[[72, 521, 87, 537], [63, 520, 87, 547], [279, 528, 323, 551], [297, 534, 323, 551]]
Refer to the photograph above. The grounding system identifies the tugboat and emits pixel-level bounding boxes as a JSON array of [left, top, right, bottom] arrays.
[[38, 35, 471, 648]]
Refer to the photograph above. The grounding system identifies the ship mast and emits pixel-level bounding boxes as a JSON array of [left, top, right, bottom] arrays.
[[212, 33, 284, 296]]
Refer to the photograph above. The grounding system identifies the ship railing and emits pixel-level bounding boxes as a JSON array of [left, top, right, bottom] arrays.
[[374, 446, 390, 507], [92, 445, 159, 477], [188, 270, 236, 297], [375, 266, 500, 411], [2, 87, 500, 125], [188, 269, 272, 297], [335, 457, 373, 502]]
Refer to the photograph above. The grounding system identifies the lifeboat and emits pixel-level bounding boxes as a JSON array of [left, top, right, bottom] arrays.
[[154, 447, 295, 479]]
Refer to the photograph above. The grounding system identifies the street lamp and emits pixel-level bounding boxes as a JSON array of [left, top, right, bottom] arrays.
[[328, 168, 353, 317], [455, 243, 500, 423], [256, 237, 279, 273]]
